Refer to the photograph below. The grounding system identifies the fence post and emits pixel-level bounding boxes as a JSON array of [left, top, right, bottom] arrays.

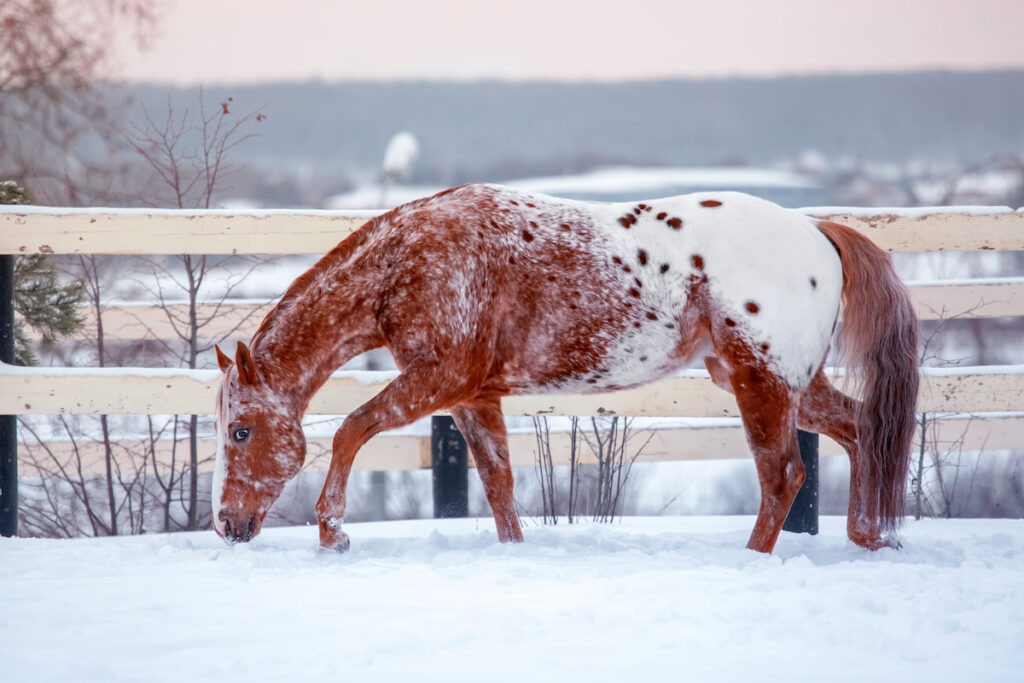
[[783, 429, 819, 535], [0, 254, 16, 537], [431, 415, 468, 518]]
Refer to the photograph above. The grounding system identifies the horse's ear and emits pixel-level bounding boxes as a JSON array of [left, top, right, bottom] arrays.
[[235, 341, 259, 386], [215, 344, 233, 373]]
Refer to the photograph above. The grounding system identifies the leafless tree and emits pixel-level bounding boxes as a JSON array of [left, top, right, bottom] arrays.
[[0, 0, 156, 204], [121, 89, 267, 529], [532, 416, 651, 523], [911, 302, 988, 520]]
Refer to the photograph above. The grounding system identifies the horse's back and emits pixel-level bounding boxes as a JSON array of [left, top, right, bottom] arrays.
[[372, 185, 843, 393]]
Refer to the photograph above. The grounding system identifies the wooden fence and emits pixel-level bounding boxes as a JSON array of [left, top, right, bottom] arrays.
[[2, 205, 1023, 479]]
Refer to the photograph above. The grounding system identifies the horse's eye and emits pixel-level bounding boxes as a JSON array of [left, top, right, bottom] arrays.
[[232, 428, 251, 443]]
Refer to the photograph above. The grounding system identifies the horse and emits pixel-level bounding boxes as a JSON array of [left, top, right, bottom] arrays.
[[212, 183, 919, 554]]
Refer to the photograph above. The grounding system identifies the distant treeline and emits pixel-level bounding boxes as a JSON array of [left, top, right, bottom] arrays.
[[114, 71, 1024, 183]]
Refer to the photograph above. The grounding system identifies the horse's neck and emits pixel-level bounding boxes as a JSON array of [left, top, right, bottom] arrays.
[[252, 230, 382, 410]]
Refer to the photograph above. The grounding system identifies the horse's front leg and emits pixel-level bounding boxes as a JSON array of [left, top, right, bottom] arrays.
[[315, 363, 480, 551], [451, 395, 524, 543], [315, 425, 361, 552]]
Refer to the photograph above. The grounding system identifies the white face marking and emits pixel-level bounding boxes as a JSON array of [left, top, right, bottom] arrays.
[[211, 380, 230, 536]]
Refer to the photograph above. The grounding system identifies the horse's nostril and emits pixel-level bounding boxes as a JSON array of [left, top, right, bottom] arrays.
[[242, 514, 257, 542]]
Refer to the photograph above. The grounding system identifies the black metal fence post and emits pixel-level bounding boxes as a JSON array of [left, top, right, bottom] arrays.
[[783, 429, 819, 535], [0, 254, 17, 537], [431, 415, 468, 519]]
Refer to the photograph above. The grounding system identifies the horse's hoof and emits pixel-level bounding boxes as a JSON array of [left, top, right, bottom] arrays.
[[319, 531, 351, 553], [318, 518, 351, 553], [883, 535, 903, 551]]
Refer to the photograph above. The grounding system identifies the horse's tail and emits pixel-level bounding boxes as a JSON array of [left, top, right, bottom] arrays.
[[817, 221, 919, 532]]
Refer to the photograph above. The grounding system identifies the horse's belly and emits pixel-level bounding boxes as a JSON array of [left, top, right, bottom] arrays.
[[507, 325, 684, 397]]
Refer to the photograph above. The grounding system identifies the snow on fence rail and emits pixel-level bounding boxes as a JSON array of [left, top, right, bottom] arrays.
[[2, 205, 1023, 473]]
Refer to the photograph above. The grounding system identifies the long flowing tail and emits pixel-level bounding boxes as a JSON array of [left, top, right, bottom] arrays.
[[817, 221, 919, 532]]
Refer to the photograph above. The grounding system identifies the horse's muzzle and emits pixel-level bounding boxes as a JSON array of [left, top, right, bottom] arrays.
[[220, 510, 258, 543]]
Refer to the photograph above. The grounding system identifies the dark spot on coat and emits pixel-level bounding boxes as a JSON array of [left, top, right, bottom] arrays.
[[612, 255, 623, 265], [638, 203, 648, 210], [665, 322, 675, 329], [646, 312, 658, 321], [691, 254, 705, 270], [522, 229, 534, 242], [659, 263, 670, 274], [633, 277, 643, 288], [586, 378, 598, 384], [633, 207, 642, 216], [510, 200, 519, 206], [666, 217, 683, 229], [725, 317, 736, 327], [561, 223, 572, 231], [761, 343, 770, 353], [633, 321, 642, 328], [637, 249, 648, 265], [639, 355, 648, 362], [809, 276, 817, 289], [529, 221, 538, 229], [619, 213, 638, 228], [526, 203, 536, 208], [700, 199, 722, 208], [807, 365, 814, 377], [745, 301, 760, 314], [623, 265, 632, 273], [656, 212, 667, 220], [547, 274, 557, 282], [628, 287, 641, 298]]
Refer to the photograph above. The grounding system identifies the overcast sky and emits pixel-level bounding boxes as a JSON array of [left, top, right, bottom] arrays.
[[113, 0, 1024, 84]]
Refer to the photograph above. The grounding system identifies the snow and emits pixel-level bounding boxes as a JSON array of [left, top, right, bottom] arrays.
[[381, 132, 421, 178], [2, 516, 1022, 682], [509, 165, 819, 194], [798, 205, 1014, 218], [0, 205, 382, 218]]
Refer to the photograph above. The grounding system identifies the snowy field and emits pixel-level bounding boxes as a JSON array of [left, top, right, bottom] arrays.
[[3, 516, 1023, 682]]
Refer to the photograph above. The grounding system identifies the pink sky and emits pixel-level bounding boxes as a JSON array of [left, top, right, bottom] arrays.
[[113, 0, 1024, 84]]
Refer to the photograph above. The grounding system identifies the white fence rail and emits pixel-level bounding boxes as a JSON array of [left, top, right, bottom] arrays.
[[2, 205, 1023, 473]]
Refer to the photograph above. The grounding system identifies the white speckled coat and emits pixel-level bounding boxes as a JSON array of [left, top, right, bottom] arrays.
[[213, 183, 919, 555]]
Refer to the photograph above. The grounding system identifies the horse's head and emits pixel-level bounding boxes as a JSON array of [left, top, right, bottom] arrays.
[[212, 341, 306, 543]]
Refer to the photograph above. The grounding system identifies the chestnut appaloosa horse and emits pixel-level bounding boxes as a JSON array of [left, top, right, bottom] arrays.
[[212, 184, 919, 553]]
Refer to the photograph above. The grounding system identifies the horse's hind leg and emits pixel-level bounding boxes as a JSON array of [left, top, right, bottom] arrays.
[[315, 362, 480, 551], [797, 371, 889, 550], [451, 395, 524, 543], [729, 364, 805, 553]]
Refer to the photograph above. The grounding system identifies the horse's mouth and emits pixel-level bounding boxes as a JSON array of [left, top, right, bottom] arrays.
[[219, 511, 262, 544]]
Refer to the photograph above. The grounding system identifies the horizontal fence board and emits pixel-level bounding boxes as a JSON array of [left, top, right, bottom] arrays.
[[3, 365, 1021, 416], [908, 279, 1024, 320], [32, 277, 1024, 345], [18, 415, 1021, 477], [806, 210, 1024, 252], [3, 208, 1022, 255], [0, 211, 369, 255]]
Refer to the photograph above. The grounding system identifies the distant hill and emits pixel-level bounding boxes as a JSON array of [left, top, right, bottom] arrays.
[[114, 71, 1024, 185]]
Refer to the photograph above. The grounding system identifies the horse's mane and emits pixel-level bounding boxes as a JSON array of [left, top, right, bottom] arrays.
[[248, 186, 473, 354], [249, 214, 383, 351]]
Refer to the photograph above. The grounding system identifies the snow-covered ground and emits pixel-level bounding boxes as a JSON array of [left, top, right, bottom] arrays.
[[3, 516, 1022, 682]]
